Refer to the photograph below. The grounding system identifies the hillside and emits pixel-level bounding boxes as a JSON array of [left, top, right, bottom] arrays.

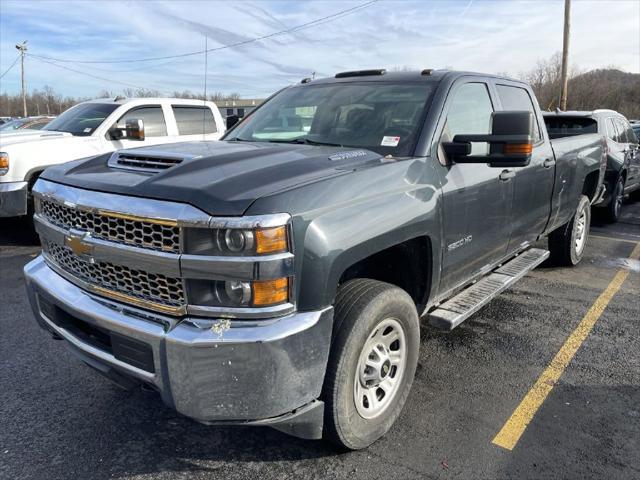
[[532, 68, 640, 119]]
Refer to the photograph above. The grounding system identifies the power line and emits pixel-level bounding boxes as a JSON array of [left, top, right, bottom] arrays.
[[28, 0, 379, 65], [0, 54, 20, 79], [28, 53, 278, 99], [28, 54, 164, 92]]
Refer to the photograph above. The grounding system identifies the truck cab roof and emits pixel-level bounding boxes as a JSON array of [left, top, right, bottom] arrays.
[[303, 69, 525, 86], [84, 97, 219, 107]]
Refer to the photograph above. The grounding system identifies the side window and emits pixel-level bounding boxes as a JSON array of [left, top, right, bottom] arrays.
[[119, 106, 167, 137], [496, 84, 541, 140], [623, 120, 639, 144], [615, 118, 632, 144], [237, 108, 245, 118], [606, 118, 619, 142], [226, 108, 234, 117], [172, 106, 217, 135], [443, 82, 494, 155]]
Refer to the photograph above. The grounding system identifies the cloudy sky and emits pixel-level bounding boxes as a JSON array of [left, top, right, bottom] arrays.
[[1, 0, 638, 99]]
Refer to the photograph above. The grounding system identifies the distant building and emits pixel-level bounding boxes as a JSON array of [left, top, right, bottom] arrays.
[[215, 99, 264, 119]]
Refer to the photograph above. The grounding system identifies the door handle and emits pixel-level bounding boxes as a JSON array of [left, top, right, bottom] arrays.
[[543, 158, 556, 168], [499, 169, 515, 181]]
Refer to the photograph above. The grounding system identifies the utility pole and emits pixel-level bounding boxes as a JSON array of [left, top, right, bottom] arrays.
[[559, 0, 570, 111], [15, 41, 28, 117]]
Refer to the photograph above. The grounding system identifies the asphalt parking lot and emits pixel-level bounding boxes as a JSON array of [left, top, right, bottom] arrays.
[[1, 202, 638, 480]]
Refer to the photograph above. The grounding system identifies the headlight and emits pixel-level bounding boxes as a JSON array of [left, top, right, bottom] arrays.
[[223, 280, 252, 305], [185, 225, 289, 256], [188, 278, 290, 308], [222, 229, 254, 253], [0, 152, 8, 176]]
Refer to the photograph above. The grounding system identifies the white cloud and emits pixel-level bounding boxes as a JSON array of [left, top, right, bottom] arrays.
[[0, 0, 638, 98]]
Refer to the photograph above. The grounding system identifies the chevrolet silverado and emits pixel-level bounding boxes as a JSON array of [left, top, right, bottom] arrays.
[[24, 69, 606, 449]]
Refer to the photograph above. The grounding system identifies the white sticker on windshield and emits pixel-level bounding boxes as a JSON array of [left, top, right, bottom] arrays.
[[83, 127, 91, 133], [381, 136, 400, 147]]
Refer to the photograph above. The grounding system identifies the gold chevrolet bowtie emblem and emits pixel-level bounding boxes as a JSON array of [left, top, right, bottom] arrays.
[[65, 232, 94, 258]]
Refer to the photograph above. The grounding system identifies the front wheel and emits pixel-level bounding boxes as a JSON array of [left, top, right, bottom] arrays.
[[548, 194, 591, 266], [323, 279, 420, 450]]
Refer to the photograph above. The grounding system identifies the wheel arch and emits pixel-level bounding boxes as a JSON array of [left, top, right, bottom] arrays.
[[296, 218, 437, 312], [581, 169, 601, 202], [337, 236, 432, 310], [25, 167, 45, 190]]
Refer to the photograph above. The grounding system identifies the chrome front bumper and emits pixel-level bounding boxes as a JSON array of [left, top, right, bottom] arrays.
[[0, 181, 28, 217], [24, 255, 333, 438]]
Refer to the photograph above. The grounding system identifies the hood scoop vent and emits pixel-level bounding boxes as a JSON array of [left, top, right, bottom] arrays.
[[108, 151, 185, 173]]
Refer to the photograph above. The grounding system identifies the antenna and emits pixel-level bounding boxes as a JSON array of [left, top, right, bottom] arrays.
[[203, 35, 208, 139]]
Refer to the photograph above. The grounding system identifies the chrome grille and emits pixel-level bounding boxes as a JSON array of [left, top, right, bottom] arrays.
[[43, 240, 185, 309], [39, 199, 181, 253]]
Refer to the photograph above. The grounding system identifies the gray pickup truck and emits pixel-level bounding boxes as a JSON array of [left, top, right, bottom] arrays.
[[24, 70, 606, 450]]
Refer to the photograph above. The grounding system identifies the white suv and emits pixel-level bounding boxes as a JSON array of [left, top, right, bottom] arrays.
[[0, 97, 225, 217]]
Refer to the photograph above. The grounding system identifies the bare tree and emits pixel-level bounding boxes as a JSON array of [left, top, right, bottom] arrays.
[[516, 53, 639, 118]]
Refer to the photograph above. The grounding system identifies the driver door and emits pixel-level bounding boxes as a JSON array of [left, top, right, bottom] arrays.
[[436, 81, 513, 294], [108, 105, 171, 150]]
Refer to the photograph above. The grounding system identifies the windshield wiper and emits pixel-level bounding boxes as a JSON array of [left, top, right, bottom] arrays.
[[227, 137, 254, 142], [266, 138, 344, 147], [304, 138, 344, 147]]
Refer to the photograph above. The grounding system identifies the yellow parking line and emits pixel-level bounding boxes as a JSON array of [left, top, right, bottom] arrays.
[[492, 241, 640, 451], [590, 234, 639, 244]]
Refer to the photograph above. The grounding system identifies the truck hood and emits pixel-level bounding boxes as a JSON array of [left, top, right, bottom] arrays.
[[41, 140, 387, 216], [0, 130, 73, 147]]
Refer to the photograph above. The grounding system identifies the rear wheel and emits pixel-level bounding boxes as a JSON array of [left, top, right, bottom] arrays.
[[603, 177, 624, 223], [548, 195, 590, 266], [323, 279, 420, 450]]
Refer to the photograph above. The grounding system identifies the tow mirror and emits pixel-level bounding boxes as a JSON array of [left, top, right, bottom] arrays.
[[226, 114, 239, 130], [125, 118, 145, 141], [442, 111, 534, 167], [108, 124, 123, 140]]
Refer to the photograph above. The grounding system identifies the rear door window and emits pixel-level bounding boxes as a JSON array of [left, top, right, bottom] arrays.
[[615, 118, 636, 144], [119, 106, 167, 137], [606, 118, 621, 142], [623, 121, 639, 144], [496, 84, 541, 140], [172, 106, 217, 135]]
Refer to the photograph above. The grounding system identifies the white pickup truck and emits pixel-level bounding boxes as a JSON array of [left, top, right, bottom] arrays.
[[0, 97, 225, 217]]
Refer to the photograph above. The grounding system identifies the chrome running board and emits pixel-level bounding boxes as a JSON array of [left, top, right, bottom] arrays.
[[428, 248, 550, 330]]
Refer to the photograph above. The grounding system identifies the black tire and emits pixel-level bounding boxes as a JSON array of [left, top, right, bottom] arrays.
[[323, 279, 420, 450], [603, 177, 624, 223], [548, 195, 591, 266]]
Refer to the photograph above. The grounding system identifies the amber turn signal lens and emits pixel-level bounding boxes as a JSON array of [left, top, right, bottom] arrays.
[[255, 226, 288, 254], [0, 153, 9, 169], [504, 143, 533, 155], [252, 277, 289, 306]]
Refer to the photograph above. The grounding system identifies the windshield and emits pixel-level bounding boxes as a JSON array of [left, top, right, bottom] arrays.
[[0, 119, 28, 131], [43, 103, 119, 136], [227, 82, 435, 156]]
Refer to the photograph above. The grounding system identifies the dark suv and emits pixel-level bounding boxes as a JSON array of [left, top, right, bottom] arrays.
[[544, 110, 640, 222]]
